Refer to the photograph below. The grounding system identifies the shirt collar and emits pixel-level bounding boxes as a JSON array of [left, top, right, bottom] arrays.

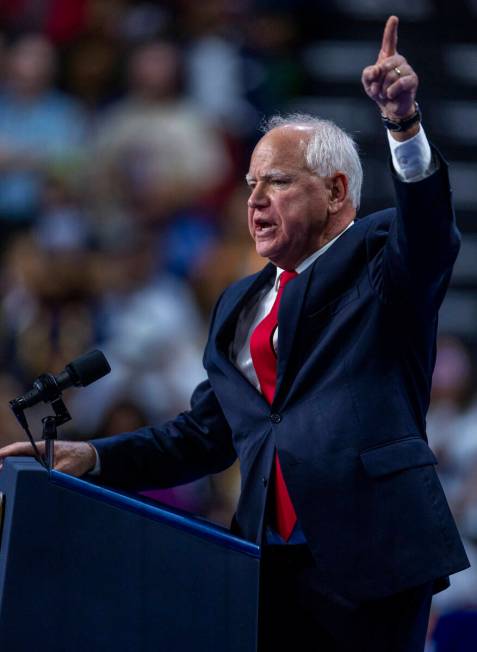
[[274, 220, 354, 290]]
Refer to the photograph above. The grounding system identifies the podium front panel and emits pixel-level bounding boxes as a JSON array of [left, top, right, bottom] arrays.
[[0, 458, 260, 652]]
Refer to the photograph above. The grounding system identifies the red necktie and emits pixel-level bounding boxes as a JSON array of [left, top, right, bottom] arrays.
[[250, 270, 298, 541]]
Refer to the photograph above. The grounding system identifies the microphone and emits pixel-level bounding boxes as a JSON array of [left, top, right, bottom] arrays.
[[10, 350, 111, 412]]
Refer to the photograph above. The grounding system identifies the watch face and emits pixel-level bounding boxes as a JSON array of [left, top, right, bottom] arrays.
[[382, 118, 401, 131], [382, 112, 420, 132]]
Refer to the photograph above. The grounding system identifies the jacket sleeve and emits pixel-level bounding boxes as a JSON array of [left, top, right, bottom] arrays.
[[90, 378, 236, 491], [370, 147, 461, 311]]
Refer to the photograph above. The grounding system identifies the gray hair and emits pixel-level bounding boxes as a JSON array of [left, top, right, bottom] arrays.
[[261, 113, 363, 210]]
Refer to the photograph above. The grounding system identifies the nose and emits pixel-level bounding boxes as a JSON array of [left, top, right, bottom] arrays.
[[248, 183, 269, 209]]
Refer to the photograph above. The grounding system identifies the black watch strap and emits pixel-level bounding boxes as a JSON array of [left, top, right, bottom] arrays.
[[381, 103, 421, 132]]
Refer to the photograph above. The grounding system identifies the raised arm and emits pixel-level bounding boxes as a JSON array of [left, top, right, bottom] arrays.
[[362, 16, 460, 309], [362, 15, 420, 142]]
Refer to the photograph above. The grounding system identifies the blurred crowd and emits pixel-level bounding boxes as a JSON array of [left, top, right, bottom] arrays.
[[0, 1, 476, 645], [0, 0, 277, 528]]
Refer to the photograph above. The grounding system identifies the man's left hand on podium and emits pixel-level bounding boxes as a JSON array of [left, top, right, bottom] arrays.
[[0, 440, 96, 476]]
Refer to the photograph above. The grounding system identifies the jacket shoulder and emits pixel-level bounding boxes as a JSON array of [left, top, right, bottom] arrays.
[[356, 207, 395, 231]]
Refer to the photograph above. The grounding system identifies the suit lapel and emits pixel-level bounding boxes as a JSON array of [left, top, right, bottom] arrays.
[[274, 220, 366, 406], [214, 262, 275, 384], [274, 265, 313, 405]]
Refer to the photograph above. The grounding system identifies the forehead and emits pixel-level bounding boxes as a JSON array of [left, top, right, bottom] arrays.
[[248, 126, 312, 176]]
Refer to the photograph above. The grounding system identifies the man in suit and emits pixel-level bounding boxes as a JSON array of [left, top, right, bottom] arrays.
[[0, 16, 470, 651]]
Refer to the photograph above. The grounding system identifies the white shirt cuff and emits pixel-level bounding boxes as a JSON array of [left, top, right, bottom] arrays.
[[88, 444, 101, 476], [387, 125, 436, 182]]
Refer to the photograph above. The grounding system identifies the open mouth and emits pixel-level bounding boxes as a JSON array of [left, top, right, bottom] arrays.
[[254, 218, 276, 236]]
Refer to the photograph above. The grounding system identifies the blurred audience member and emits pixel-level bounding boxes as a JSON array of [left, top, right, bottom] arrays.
[[0, 373, 26, 448], [34, 175, 91, 253], [0, 229, 96, 381], [91, 38, 230, 264], [427, 335, 477, 617], [96, 396, 149, 437], [243, 9, 306, 117], [119, 2, 171, 44], [427, 335, 477, 505], [0, 32, 6, 82], [184, 1, 259, 137], [0, 34, 87, 242], [69, 232, 206, 435]]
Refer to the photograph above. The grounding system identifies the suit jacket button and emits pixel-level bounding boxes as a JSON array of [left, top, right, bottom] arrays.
[[262, 477, 268, 487], [270, 413, 281, 424]]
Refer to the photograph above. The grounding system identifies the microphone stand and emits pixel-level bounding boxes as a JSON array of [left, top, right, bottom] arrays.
[[41, 398, 72, 471], [10, 395, 72, 472], [9, 349, 110, 471]]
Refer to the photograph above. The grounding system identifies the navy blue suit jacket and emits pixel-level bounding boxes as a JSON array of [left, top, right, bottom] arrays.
[[93, 151, 469, 604]]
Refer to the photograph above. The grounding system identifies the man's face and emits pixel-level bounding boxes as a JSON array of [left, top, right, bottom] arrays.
[[247, 127, 331, 270]]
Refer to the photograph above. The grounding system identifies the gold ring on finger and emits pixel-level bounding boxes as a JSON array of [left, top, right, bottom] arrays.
[[394, 66, 402, 77]]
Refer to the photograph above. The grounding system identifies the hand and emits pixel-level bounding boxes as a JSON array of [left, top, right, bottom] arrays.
[[0, 440, 97, 476], [362, 15, 418, 122]]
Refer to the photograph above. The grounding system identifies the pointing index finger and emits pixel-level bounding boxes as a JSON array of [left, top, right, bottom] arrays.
[[380, 15, 399, 58]]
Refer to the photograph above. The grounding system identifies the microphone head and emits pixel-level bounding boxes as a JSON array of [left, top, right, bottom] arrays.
[[65, 350, 111, 387]]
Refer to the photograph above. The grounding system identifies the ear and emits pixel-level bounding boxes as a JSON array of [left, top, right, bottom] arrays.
[[327, 173, 349, 214]]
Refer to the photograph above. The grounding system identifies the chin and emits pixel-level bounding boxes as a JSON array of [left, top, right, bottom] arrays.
[[255, 245, 273, 260], [255, 241, 284, 264], [266, 255, 291, 269]]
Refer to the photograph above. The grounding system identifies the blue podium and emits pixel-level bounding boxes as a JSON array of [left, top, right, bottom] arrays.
[[0, 458, 260, 652]]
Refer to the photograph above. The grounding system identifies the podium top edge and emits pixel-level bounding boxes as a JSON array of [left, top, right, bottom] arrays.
[[50, 469, 261, 558]]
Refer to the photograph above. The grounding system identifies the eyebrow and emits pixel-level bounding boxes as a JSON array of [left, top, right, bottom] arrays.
[[245, 169, 293, 184]]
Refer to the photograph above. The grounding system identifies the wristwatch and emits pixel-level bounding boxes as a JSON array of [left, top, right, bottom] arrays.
[[381, 103, 421, 132]]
